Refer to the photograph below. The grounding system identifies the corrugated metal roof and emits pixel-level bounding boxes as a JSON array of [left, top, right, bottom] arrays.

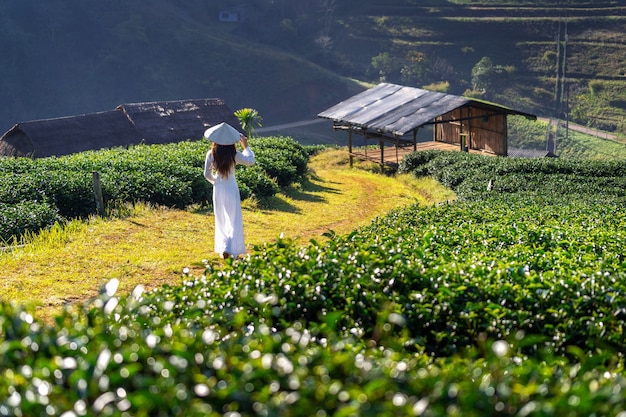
[[508, 148, 557, 158], [318, 83, 535, 137]]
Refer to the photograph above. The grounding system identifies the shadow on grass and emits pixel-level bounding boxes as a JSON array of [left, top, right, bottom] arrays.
[[257, 176, 339, 213], [191, 171, 341, 215], [284, 175, 340, 202]]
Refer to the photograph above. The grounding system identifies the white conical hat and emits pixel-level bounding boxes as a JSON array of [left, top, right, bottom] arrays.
[[203, 122, 242, 145]]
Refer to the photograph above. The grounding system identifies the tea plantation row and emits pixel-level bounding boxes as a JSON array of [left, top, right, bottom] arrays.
[[2, 149, 626, 416], [0, 136, 313, 243]]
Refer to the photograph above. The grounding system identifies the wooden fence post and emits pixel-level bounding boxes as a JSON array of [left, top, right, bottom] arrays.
[[92, 171, 105, 216]]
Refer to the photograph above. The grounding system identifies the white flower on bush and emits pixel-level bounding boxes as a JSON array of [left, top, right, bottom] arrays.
[[492, 340, 510, 357]]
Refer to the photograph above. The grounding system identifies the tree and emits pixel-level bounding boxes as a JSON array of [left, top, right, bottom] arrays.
[[400, 51, 428, 87], [471, 56, 494, 92], [371, 52, 395, 82]]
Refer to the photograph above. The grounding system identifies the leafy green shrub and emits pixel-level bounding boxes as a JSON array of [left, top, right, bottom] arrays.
[[236, 165, 281, 199], [303, 144, 330, 156], [399, 150, 626, 202], [0, 170, 94, 218], [47, 170, 97, 218], [2, 289, 624, 417], [146, 197, 626, 358], [251, 136, 309, 187], [0, 202, 62, 242], [2, 212, 626, 417], [100, 170, 194, 208], [0, 156, 37, 174], [397, 149, 442, 176]]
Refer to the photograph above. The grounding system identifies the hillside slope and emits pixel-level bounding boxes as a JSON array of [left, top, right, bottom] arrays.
[[1, 1, 625, 136], [0, 1, 362, 131], [315, 1, 626, 132]]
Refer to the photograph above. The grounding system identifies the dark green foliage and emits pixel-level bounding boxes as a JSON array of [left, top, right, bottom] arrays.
[[46, 170, 96, 218], [100, 170, 195, 208], [5, 290, 624, 417], [0, 170, 94, 218], [2, 189, 626, 414], [0, 202, 62, 242], [144, 199, 626, 358], [302, 144, 331, 157], [235, 165, 281, 200], [399, 150, 626, 202], [0, 136, 309, 241], [250, 137, 310, 187]]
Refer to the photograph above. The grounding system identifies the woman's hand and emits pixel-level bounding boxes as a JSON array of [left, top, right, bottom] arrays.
[[240, 135, 249, 148]]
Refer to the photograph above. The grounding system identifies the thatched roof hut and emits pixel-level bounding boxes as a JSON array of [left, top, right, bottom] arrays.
[[0, 98, 240, 158], [0, 111, 141, 158], [116, 98, 241, 145]]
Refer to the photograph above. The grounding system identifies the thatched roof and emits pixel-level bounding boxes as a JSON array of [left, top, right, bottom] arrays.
[[0, 111, 141, 158], [0, 98, 240, 158], [318, 82, 536, 138], [117, 98, 241, 145]]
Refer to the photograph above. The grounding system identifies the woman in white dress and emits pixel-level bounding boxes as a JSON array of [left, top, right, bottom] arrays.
[[203, 123, 255, 259]]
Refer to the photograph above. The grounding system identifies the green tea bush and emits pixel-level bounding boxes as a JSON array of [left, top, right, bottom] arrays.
[[399, 150, 626, 202], [100, 170, 195, 208], [0, 170, 94, 218], [2, 247, 626, 416], [0, 202, 62, 242], [235, 165, 281, 200], [0, 156, 37, 174], [144, 199, 626, 357], [250, 136, 309, 187]]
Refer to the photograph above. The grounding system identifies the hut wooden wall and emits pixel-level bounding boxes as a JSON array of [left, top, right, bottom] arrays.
[[434, 107, 508, 156]]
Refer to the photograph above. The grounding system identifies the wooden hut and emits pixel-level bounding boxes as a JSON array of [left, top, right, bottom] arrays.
[[318, 83, 537, 167], [0, 98, 239, 158]]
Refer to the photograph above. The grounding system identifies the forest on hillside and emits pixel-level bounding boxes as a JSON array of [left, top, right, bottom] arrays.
[[1, 0, 625, 136]]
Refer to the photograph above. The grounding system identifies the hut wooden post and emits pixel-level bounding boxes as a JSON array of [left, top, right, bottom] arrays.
[[364, 134, 369, 160], [466, 107, 473, 150], [395, 136, 400, 165], [503, 117, 508, 156], [348, 130, 353, 167]]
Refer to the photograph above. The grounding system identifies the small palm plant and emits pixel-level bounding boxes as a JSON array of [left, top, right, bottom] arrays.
[[234, 108, 263, 139]]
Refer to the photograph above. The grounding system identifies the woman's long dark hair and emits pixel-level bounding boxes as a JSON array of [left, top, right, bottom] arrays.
[[211, 143, 237, 178]]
